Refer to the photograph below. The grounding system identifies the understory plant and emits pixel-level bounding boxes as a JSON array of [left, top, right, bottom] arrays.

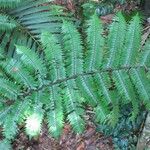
[[0, 0, 71, 57], [97, 104, 147, 150], [0, 12, 150, 144], [82, 0, 142, 19]]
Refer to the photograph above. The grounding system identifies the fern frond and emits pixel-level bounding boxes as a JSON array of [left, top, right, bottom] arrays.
[[112, 70, 140, 120], [85, 14, 104, 71], [64, 79, 85, 133], [0, 14, 17, 31], [94, 73, 112, 103], [3, 100, 30, 139], [0, 13, 150, 140], [93, 72, 112, 123], [129, 68, 150, 107], [130, 97, 139, 121], [3, 116, 17, 140], [0, 78, 20, 100], [122, 14, 141, 66], [16, 98, 31, 124], [113, 70, 136, 104], [95, 102, 110, 124], [77, 75, 98, 106], [62, 21, 83, 76], [140, 41, 150, 66], [41, 32, 66, 81], [106, 12, 126, 68], [15, 45, 47, 77], [25, 98, 44, 138], [3, 59, 37, 89], [0, 106, 13, 124], [4, 119, 17, 141], [0, 0, 22, 8], [25, 113, 43, 138], [109, 98, 120, 127], [47, 85, 64, 138]]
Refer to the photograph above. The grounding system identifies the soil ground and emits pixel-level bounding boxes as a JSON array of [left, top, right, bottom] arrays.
[[12, 123, 113, 150]]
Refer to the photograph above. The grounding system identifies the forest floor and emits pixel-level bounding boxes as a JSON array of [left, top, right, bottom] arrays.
[[12, 123, 113, 150]]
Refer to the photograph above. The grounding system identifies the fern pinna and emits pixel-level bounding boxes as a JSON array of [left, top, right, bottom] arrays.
[[0, 12, 150, 140]]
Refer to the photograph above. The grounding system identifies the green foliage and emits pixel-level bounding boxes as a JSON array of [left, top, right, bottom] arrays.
[[82, 0, 142, 19], [82, 1, 113, 18], [0, 139, 12, 150], [0, 14, 16, 31], [85, 14, 104, 71], [0, 13, 150, 142], [0, 0, 71, 57], [0, 0, 23, 8], [96, 105, 146, 150]]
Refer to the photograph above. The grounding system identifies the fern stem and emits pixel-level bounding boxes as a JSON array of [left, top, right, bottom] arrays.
[[19, 65, 149, 99]]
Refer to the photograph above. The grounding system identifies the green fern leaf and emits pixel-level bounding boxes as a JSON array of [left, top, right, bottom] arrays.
[[0, 78, 20, 100], [0, 106, 13, 124], [85, 14, 104, 71], [3, 100, 30, 139], [41, 32, 66, 81], [62, 21, 83, 76], [77, 76, 98, 106], [106, 12, 126, 68], [15, 45, 47, 77], [94, 73, 112, 103], [122, 14, 141, 66], [95, 104, 109, 124], [130, 68, 150, 107], [109, 98, 120, 127], [0, 0, 22, 8], [0, 14, 17, 31], [140, 41, 150, 66], [47, 85, 64, 138], [3, 59, 37, 89], [130, 97, 139, 121], [3, 115, 18, 140], [113, 70, 136, 104], [64, 79, 85, 133], [25, 101, 44, 138]]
